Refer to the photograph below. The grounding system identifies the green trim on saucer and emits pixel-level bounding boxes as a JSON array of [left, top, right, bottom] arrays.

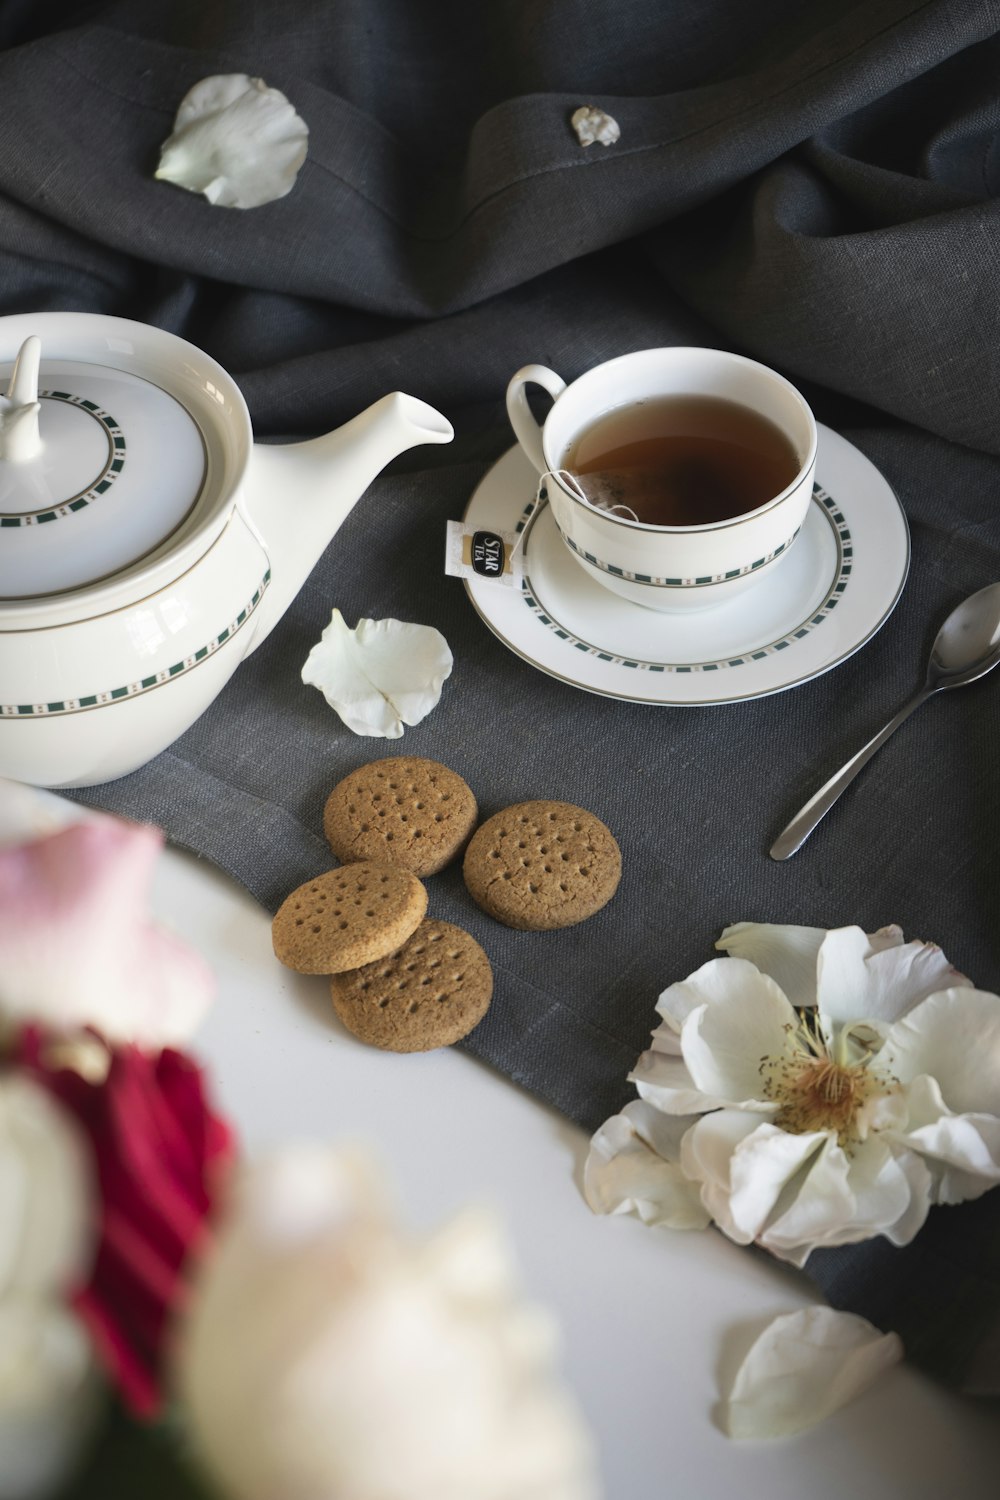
[[0, 571, 271, 718], [0, 392, 124, 524], [519, 484, 850, 673]]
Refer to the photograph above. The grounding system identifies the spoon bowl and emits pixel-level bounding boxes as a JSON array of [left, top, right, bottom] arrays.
[[929, 581, 1000, 683], [771, 581, 1000, 859]]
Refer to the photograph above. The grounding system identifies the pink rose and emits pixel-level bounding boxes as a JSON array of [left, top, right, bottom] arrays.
[[0, 816, 214, 1046]]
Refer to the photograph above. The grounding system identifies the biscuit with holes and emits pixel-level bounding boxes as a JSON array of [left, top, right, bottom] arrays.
[[463, 800, 621, 930], [272, 862, 427, 974], [330, 919, 493, 1051], [323, 757, 478, 877]]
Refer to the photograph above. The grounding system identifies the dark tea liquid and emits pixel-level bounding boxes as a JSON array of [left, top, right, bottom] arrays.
[[564, 395, 801, 527]]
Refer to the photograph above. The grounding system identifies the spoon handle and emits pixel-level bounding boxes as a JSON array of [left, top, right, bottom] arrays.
[[769, 686, 934, 860]]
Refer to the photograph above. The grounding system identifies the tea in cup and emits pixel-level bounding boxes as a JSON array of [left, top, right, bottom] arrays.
[[506, 347, 817, 613]]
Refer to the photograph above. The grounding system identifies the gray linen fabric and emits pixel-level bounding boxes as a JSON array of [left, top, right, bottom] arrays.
[[0, 0, 998, 1389]]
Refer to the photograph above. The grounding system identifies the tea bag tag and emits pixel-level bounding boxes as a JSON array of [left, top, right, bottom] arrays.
[[445, 519, 524, 588]]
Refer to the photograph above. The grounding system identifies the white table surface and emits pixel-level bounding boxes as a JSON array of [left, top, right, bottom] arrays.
[[7, 783, 999, 1497]]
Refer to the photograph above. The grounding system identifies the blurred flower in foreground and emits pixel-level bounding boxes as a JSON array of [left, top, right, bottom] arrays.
[[21, 1033, 234, 1419], [0, 818, 215, 1047], [0, 1073, 101, 1500], [178, 1148, 600, 1500]]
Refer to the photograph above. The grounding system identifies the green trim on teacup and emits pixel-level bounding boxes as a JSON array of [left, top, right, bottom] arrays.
[[518, 484, 851, 673], [0, 393, 125, 524], [0, 570, 271, 718], [547, 485, 803, 587]]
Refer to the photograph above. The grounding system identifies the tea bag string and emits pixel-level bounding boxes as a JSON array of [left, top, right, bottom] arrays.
[[507, 473, 550, 567], [535, 467, 640, 525], [512, 468, 640, 567]]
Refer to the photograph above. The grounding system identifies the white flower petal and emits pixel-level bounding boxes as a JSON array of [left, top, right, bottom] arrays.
[[864, 939, 971, 1012], [867, 924, 907, 951], [874, 1147, 934, 1247], [757, 1137, 930, 1265], [629, 1047, 740, 1117], [755, 1136, 854, 1266], [0, 1076, 93, 1298], [882, 988, 1000, 1112], [716, 922, 829, 1008], [813, 926, 881, 1025], [302, 610, 453, 739], [888, 1078, 1000, 1204], [901, 1072, 949, 1131], [570, 106, 620, 148], [912, 1115, 1000, 1202], [156, 75, 308, 209], [0, 1298, 103, 1500], [647, 1019, 683, 1057], [725, 1307, 902, 1440], [817, 926, 970, 1029], [584, 1103, 710, 1230], [725, 1125, 832, 1248], [679, 1114, 802, 1244], [844, 1138, 929, 1245], [657, 955, 788, 1029], [680, 964, 796, 1106]]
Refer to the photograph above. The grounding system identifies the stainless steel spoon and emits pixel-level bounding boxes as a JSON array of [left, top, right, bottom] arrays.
[[770, 581, 1000, 860]]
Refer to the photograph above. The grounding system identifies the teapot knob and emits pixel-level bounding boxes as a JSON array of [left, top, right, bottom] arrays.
[[0, 335, 42, 463]]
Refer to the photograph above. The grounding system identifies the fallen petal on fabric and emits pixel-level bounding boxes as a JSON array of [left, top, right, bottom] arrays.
[[156, 74, 308, 209], [570, 106, 620, 147], [301, 609, 453, 738], [724, 1306, 903, 1439]]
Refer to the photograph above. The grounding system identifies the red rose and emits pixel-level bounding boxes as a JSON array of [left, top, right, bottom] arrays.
[[19, 1030, 235, 1418]]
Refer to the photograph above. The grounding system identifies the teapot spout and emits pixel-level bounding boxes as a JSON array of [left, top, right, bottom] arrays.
[[240, 392, 452, 652]]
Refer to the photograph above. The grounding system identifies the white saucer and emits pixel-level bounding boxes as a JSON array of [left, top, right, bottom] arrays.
[[462, 424, 909, 706]]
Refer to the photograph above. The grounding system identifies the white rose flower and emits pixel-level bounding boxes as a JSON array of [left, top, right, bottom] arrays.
[[177, 1148, 599, 1500], [0, 1075, 101, 1500], [586, 922, 1000, 1266]]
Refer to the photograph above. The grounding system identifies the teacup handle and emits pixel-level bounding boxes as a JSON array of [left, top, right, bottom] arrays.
[[506, 364, 567, 473]]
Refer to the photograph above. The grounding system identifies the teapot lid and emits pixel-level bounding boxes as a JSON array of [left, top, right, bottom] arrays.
[[0, 337, 209, 600]]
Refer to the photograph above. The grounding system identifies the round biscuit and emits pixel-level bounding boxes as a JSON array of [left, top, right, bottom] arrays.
[[463, 800, 621, 930], [330, 919, 492, 1052], [272, 862, 427, 974], [323, 757, 478, 877]]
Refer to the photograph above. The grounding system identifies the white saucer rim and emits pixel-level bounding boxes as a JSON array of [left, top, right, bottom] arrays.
[[520, 494, 843, 669], [462, 430, 910, 707]]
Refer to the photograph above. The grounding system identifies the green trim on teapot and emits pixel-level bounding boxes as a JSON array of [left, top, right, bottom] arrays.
[[0, 570, 270, 718], [0, 392, 125, 524], [518, 485, 851, 673]]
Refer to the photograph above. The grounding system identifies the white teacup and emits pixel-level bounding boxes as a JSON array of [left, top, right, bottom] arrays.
[[506, 347, 817, 613]]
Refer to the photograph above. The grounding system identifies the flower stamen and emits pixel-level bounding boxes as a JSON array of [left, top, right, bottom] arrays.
[[759, 1027, 896, 1148], [776, 1057, 870, 1140]]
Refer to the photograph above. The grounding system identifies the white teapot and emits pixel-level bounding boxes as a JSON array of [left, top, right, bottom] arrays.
[[0, 313, 453, 787]]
